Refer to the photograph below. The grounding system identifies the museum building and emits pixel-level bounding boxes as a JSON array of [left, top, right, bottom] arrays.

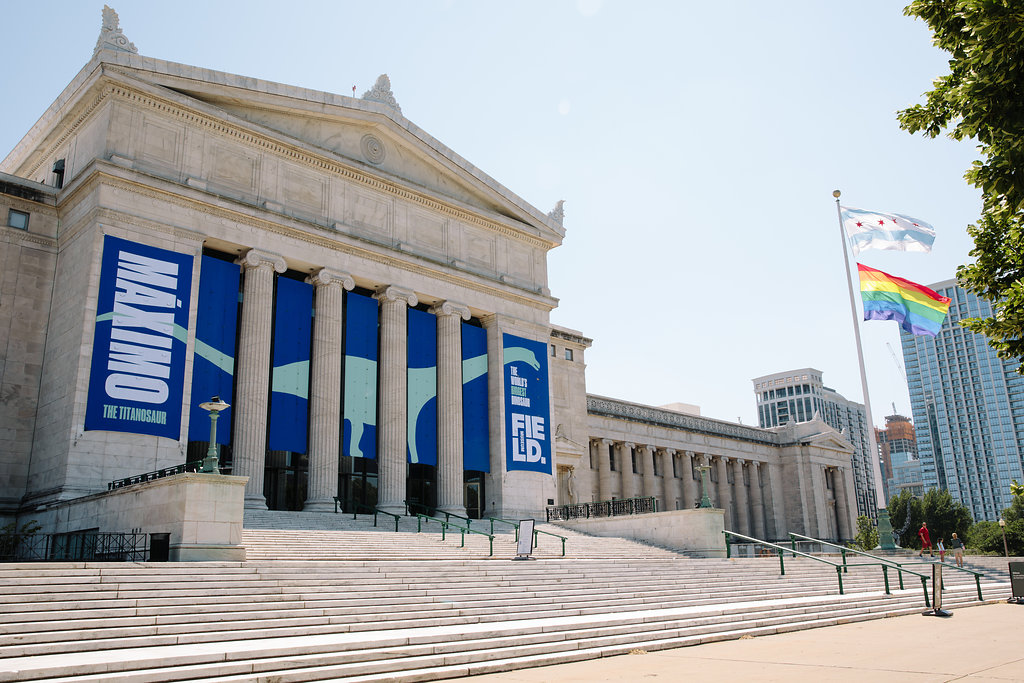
[[0, 9, 858, 543]]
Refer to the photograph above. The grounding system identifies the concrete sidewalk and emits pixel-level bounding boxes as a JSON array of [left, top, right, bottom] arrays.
[[450, 601, 1024, 682]]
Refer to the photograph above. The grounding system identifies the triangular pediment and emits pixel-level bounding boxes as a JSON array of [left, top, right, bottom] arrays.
[[109, 58, 563, 243]]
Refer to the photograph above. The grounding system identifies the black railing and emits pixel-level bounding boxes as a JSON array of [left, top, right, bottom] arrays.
[[0, 532, 151, 562], [108, 461, 204, 491], [546, 496, 657, 522]]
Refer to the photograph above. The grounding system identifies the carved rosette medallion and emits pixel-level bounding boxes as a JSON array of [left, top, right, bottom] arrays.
[[361, 135, 387, 165]]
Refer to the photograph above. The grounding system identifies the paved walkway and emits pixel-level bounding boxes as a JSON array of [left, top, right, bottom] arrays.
[[449, 601, 1024, 682]]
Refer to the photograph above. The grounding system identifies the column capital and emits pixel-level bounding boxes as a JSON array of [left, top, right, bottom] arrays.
[[429, 300, 471, 320], [308, 268, 355, 290], [659, 447, 676, 456], [374, 285, 417, 307], [619, 441, 635, 450], [238, 248, 286, 273], [600, 438, 614, 446], [735, 458, 746, 466]]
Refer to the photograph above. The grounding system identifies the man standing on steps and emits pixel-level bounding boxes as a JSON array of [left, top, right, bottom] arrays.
[[918, 522, 933, 558]]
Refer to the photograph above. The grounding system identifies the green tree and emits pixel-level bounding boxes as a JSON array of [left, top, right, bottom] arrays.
[[852, 515, 880, 551], [921, 487, 973, 547], [887, 490, 923, 548], [1011, 479, 1024, 498], [898, 1, 1024, 370]]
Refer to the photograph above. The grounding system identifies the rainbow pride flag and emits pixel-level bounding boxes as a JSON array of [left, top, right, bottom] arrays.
[[858, 263, 951, 337]]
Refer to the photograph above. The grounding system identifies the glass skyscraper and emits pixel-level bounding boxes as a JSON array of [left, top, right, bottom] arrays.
[[901, 279, 1024, 521]]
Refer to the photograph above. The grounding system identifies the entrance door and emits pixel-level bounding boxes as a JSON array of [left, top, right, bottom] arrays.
[[465, 481, 481, 519], [264, 450, 308, 511]]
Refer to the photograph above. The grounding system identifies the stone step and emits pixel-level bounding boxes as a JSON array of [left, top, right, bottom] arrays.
[[0, 585, 997, 683]]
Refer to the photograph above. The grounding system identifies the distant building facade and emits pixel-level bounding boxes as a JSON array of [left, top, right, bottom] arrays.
[[875, 414, 922, 500], [753, 369, 877, 519], [901, 280, 1024, 521]]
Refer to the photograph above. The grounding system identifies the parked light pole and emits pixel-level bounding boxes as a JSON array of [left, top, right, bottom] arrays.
[[999, 518, 1009, 559], [199, 396, 230, 473]]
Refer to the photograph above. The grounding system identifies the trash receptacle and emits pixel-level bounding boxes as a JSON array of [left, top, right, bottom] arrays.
[[149, 533, 170, 562]]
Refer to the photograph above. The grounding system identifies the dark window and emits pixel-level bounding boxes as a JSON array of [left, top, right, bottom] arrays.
[[7, 209, 28, 230]]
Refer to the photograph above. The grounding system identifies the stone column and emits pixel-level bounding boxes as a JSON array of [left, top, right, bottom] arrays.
[[832, 467, 850, 541], [596, 438, 612, 502], [431, 300, 471, 515], [303, 269, 355, 512], [732, 459, 750, 536], [233, 249, 286, 510], [750, 461, 766, 540], [618, 442, 636, 499], [660, 448, 676, 511], [374, 285, 417, 514], [715, 456, 732, 527], [640, 445, 657, 507], [681, 451, 697, 510]]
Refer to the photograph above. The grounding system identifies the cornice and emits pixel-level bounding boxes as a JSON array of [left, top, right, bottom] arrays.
[[587, 395, 779, 446], [89, 76, 556, 250], [0, 226, 57, 250], [69, 169, 555, 312]]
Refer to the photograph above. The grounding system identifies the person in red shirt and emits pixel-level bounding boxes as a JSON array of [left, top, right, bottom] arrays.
[[918, 522, 933, 557]]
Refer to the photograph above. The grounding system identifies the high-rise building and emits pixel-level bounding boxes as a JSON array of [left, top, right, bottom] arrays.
[[901, 279, 1024, 521], [753, 369, 877, 519], [875, 414, 922, 500]]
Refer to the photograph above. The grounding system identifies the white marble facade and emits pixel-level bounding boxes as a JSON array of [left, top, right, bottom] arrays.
[[0, 13, 857, 540]]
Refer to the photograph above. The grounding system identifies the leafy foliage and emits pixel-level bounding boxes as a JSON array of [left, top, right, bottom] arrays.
[[898, 1, 1024, 369], [852, 515, 879, 551], [888, 488, 972, 548]]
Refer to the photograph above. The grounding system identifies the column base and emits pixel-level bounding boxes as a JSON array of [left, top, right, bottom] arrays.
[[437, 505, 468, 518], [303, 499, 337, 513], [243, 495, 268, 510], [377, 501, 406, 516]]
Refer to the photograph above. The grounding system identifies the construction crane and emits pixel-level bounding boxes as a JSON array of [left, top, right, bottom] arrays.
[[886, 342, 907, 384]]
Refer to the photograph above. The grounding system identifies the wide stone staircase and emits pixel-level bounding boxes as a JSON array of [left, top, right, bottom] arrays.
[[0, 515, 1014, 683]]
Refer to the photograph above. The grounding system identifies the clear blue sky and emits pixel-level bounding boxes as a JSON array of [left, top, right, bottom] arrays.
[[0, 1, 981, 428]]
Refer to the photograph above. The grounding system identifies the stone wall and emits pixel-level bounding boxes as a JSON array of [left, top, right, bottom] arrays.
[[23, 473, 246, 561], [554, 509, 726, 557]]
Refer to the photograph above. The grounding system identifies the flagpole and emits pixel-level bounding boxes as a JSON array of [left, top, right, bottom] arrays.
[[833, 190, 896, 550]]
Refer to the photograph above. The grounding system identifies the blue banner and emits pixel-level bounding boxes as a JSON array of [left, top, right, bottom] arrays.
[[502, 333, 551, 474], [343, 292, 378, 459], [407, 308, 437, 465], [268, 277, 313, 453], [187, 256, 240, 444], [462, 323, 489, 472], [84, 235, 194, 439]]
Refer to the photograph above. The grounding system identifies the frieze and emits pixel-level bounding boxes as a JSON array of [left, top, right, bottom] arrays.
[[587, 395, 778, 445], [63, 171, 557, 313]]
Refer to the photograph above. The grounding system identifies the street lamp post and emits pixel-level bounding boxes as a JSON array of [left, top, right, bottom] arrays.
[[999, 518, 1009, 559], [199, 396, 230, 474]]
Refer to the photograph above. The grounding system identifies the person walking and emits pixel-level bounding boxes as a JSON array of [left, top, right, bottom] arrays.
[[951, 533, 965, 568], [918, 522, 933, 557]]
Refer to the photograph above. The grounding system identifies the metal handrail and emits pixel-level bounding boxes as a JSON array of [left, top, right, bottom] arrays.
[[487, 517, 521, 536], [108, 461, 203, 490], [789, 532, 985, 601], [416, 514, 494, 556], [348, 501, 401, 532], [724, 530, 931, 606], [534, 528, 567, 557], [545, 496, 657, 521], [432, 509, 475, 530]]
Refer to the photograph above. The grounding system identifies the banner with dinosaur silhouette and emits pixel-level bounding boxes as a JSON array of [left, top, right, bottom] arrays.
[[502, 333, 551, 475]]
